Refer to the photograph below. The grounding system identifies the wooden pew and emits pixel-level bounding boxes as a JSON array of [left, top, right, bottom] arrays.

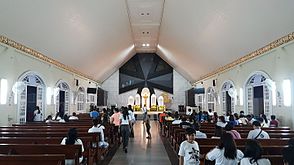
[[0, 144, 81, 165], [0, 154, 65, 165]]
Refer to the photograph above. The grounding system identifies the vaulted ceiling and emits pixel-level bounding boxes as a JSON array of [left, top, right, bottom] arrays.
[[1, 0, 294, 83]]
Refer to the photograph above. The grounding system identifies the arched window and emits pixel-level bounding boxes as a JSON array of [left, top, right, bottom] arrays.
[[245, 71, 272, 117], [17, 71, 45, 123], [55, 80, 70, 116], [195, 93, 205, 111], [207, 87, 215, 111], [77, 87, 85, 111], [221, 81, 236, 115]]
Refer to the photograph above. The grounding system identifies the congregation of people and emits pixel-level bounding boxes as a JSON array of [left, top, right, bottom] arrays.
[[19, 104, 294, 165], [158, 108, 294, 165]]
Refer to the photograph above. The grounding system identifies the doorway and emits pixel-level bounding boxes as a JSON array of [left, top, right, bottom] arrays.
[[26, 86, 37, 122], [59, 91, 65, 117], [253, 86, 264, 116], [226, 91, 232, 114]]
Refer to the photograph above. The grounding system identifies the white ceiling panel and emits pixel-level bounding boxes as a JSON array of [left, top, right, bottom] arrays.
[[1, 0, 294, 84]]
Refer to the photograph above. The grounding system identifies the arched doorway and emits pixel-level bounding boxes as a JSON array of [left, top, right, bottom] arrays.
[[207, 87, 216, 111], [55, 80, 70, 117], [77, 87, 85, 112], [17, 71, 45, 123], [245, 71, 272, 117], [221, 81, 236, 115]]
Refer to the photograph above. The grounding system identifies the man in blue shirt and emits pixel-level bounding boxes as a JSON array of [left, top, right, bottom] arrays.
[[90, 107, 99, 119]]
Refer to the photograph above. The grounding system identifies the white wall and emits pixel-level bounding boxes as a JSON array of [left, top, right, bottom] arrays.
[[0, 43, 99, 126], [102, 70, 191, 110], [195, 41, 294, 128]]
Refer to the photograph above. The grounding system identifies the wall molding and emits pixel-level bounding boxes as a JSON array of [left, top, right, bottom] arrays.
[[0, 35, 98, 83], [194, 32, 294, 85]]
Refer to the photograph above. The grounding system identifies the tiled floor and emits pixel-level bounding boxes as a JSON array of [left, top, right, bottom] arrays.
[[108, 121, 172, 165]]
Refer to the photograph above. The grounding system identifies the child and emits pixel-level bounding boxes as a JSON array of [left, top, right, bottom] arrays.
[[146, 115, 151, 139], [178, 128, 200, 165]]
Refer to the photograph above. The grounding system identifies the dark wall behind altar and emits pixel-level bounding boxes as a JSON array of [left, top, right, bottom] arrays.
[[119, 53, 173, 94]]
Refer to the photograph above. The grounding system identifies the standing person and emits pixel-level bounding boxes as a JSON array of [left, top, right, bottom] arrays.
[[240, 140, 271, 165], [33, 109, 42, 121], [145, 115, 151, 139], [142, 104, 147, 124], [61, 128, 84, 164], [247, 121, 270, 139], [120, 107, 131, 153], [110, 108, 121, 134], [128, 105, 136, 138], [88, 119, 109, 148], [178, 127, 200, 165], [206, 133, 244, 165]]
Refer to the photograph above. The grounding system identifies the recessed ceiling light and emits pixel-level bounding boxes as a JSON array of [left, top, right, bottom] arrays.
[[146, 44, 150, 47], [142, 44, 146, 47]]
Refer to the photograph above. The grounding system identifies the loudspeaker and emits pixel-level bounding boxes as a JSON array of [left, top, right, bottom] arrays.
[[75, 79, 79, 86], [213, 79, 216, 86]]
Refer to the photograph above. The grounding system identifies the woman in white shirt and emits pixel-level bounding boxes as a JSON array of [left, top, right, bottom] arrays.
[[88, 118, 109, 148], [206, 133, 244, 165], [120, 107, 131, 153], [240, 140, 271, 165], [61, 128, 84, 164]]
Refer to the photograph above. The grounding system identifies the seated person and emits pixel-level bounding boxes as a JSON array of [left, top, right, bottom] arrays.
[[45, 115, 53, 123], [172, 116, 182, 124], [206, 133, 244, 164], [269, 115, 279, 127], [69, 112, 79, 120], [216, 116, 227, 128], [225, 123, 241, 139], [194, 122, 207, 139], [240, 140, 271, 165], [54, 112, 62, 121], [180, 117, 192, 129], [228, 115, 239, 126], [186, 108, 192, 115], [88, 118, 109, 148], [61, 128, 84, 164], [282, 146, 294, 165], [247, 121, 270, 139], [238, 114, 249, 125], [33, 109, 43, 121], [289, 138, 294, 147]]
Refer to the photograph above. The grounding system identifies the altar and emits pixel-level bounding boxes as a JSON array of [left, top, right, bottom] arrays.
[[128, 87, 166, 112]]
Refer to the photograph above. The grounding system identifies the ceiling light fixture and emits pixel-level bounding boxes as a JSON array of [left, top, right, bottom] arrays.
[[146, 44, 150, 47], [142, 44, 146, 47]]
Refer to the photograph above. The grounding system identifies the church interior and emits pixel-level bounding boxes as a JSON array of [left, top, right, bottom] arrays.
[[0, 0, 294, 165]]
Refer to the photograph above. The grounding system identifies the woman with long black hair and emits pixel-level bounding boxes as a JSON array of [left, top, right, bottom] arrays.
[[61, 128, 84, 164], [241, 140, 271, 165], [206, 133, 243, 165], [120, 107, 131, 153]]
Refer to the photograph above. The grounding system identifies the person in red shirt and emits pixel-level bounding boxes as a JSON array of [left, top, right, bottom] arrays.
[[159, 112, 167, 130], [269, 115, 279, 127]]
